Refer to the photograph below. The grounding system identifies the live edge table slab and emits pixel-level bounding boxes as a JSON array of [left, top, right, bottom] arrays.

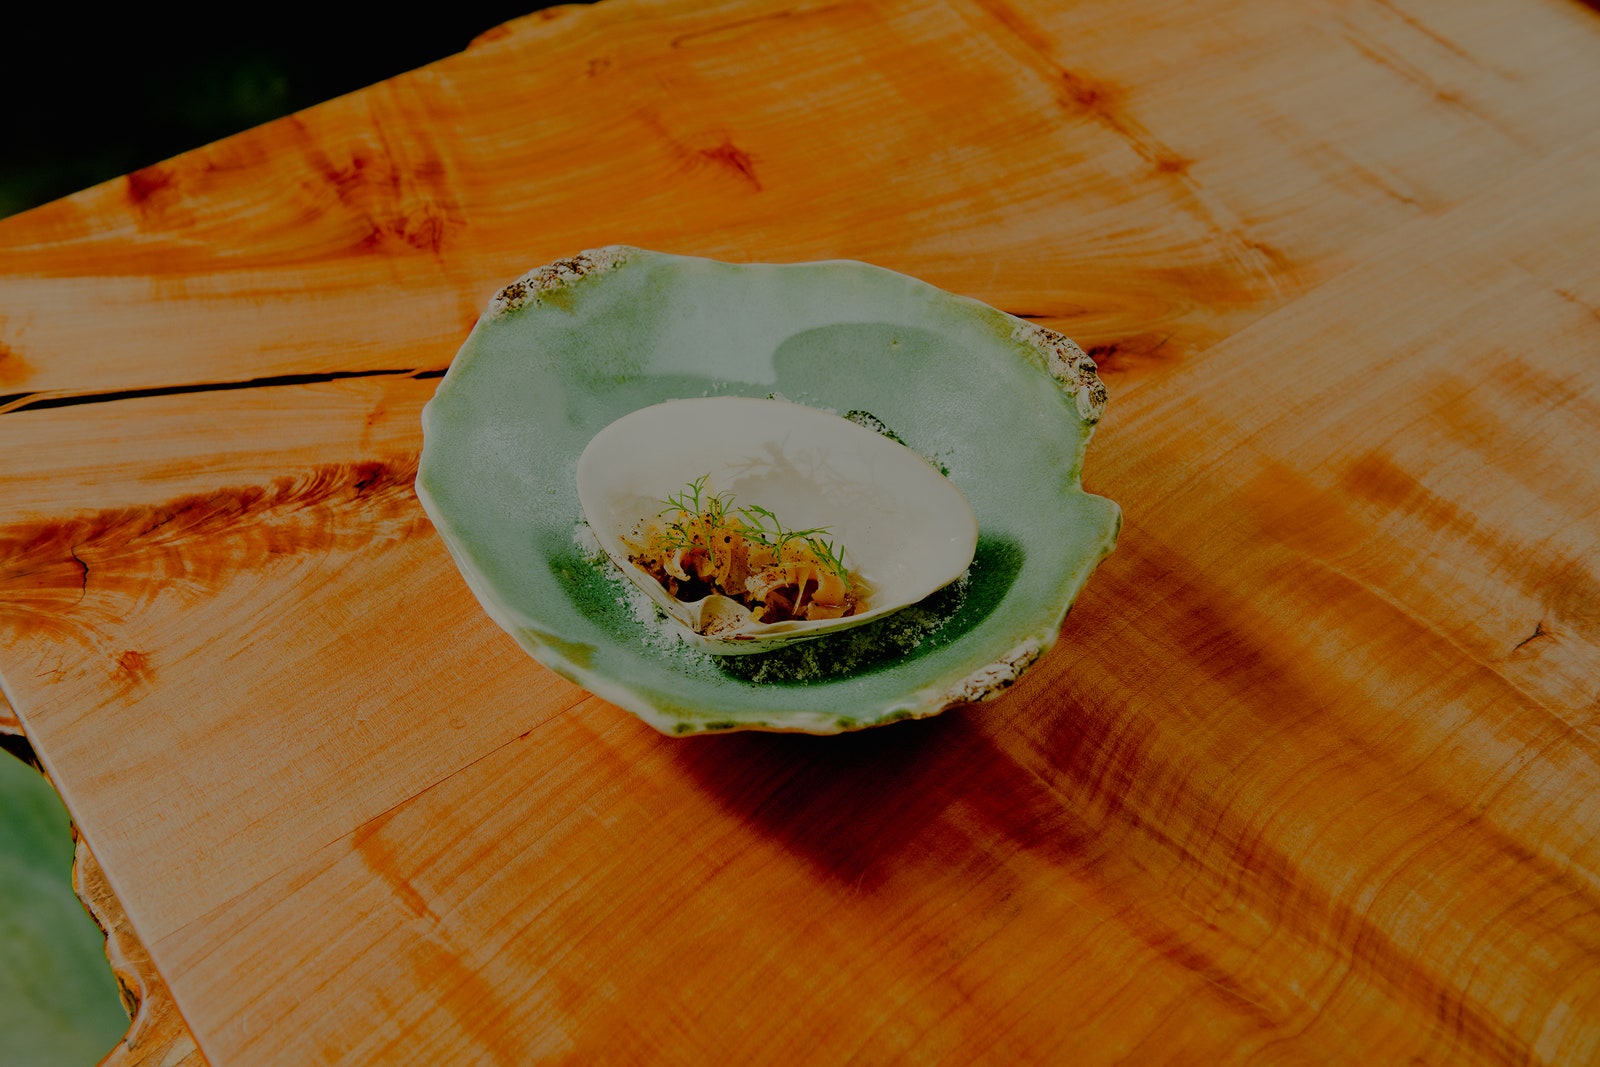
[[4, 1, 1600, 1063]]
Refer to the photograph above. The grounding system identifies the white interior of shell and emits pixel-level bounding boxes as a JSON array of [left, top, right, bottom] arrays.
[[576, 397, 979, 654]]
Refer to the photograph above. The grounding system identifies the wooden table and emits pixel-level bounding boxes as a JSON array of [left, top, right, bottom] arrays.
[[5, 1, 1600, 1063]]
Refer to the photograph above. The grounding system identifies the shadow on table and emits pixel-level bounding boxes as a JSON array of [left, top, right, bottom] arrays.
[[670, 706, 1102, 893]]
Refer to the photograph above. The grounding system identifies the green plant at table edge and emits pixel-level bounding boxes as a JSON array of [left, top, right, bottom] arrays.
[[0, 745, 129, 1065]]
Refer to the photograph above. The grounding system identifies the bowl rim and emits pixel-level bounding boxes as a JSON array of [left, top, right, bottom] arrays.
[[416, 245, 1120, 735]]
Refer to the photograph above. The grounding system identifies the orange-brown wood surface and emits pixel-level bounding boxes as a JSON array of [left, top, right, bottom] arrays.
[[4, 0, 1600, 1063]]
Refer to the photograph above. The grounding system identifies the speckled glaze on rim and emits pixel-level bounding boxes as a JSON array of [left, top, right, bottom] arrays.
[[416, 246, 1120, 735]]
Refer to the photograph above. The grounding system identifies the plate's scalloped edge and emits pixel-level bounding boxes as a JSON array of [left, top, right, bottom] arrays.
[[933, 636, 1046, 707], [1014, 323, 1108, 423], [486, 244, 641, 319]]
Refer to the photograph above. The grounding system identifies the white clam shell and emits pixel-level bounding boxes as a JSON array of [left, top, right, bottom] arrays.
[[576, 397, 979, 654]]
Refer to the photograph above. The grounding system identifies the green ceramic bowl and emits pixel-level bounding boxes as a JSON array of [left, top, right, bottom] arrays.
[[416, 247, 1119, 735]]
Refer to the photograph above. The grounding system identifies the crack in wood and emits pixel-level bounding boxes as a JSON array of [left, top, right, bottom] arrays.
[[67, 546, 88, 604], [0, 367, 448, 416], [1512, 621, 1549, 653]]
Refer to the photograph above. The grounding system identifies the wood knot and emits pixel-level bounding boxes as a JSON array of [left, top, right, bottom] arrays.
[[126, 165, 176, 207], [114, 649, 153, 683], [697, 140, 762, 190]]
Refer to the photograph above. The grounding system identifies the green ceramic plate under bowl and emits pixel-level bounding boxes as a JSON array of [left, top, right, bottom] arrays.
[[416, 247, 1120, 735]]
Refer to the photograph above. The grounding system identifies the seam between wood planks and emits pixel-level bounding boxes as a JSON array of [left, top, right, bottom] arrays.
[[0, 367, 449, 417]]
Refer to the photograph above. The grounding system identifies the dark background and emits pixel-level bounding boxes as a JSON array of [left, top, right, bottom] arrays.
[[1, 6, 570, 220]]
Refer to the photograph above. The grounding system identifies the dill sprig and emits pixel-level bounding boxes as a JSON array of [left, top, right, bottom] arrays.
[[735, 504, 849, 582], [656, 474, 736, 567], [805, 534, 849, 578], [652, 476, 851, 582]]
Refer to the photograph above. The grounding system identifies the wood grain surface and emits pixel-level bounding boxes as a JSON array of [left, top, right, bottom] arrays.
[[3, 0, 1600, 1063]]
